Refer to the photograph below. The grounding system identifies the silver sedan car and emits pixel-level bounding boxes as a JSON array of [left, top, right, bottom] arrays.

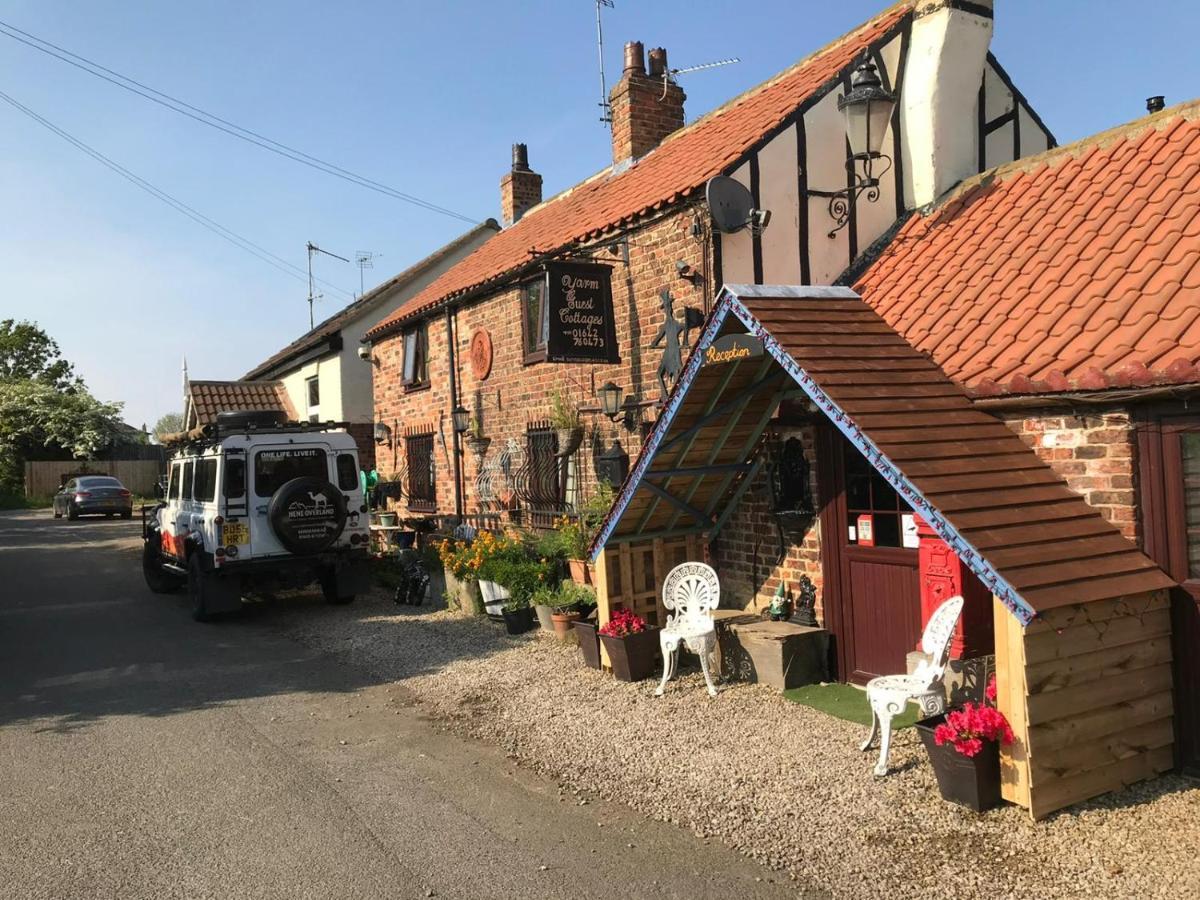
[[53, 475, 134, 520]]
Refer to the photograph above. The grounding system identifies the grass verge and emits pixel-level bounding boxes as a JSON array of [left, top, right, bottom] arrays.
[[783, 682, 920, 730]]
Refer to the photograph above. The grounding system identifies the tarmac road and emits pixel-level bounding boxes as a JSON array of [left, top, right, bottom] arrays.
[[0, 510, 806, 900]]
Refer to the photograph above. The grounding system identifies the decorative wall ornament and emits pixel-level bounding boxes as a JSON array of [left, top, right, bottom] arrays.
[[475, 438, 522, 510], [469, 329, 493, 380], [651, 288, 705, 402]]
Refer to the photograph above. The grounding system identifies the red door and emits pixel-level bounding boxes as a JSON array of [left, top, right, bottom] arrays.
[[818, 429, 922, 684], [1138, 414, 1200, 771]]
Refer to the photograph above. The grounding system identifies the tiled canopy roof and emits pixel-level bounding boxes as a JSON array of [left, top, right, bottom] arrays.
[[245, 220, 499, 380], [857, 102, 1200, 397], [365, 2, 910, 340], [187, 380, 292, 427], [594, 286, 1173, 622]]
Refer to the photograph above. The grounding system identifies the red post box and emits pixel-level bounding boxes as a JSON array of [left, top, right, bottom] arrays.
[[913, 513, 993, 659]]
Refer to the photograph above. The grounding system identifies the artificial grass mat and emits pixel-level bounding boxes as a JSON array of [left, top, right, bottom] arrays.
[[782, 682, 920, 730]]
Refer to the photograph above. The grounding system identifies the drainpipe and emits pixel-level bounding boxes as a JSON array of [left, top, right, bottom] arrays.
[[445, 307, 464, 519]]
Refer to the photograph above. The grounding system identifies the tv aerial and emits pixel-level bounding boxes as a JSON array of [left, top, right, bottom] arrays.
[[660, 56, 740, 101], [355, 250, 381, 296], [705, 176, 771, 235]]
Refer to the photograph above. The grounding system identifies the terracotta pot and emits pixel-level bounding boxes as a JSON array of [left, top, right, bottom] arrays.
[[550, 609, 581, 638], [567, 558, 592, 585], [534, 603, 556, 633], [915, 715, 1003, 812], [599, 627, 661, 682], [574, 620, 601, 669]]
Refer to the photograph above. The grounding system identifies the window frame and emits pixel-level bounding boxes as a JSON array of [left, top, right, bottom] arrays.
[[181, 460, 195, 501], [223, 456, 246, 500], [305, 375, 320, 423], [193, 457, 218, 504], [402, 321, 430, 391], [404, 432, 436, 512], [520, 278, 548, 364]]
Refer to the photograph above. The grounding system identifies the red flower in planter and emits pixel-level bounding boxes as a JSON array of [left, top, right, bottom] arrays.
[[985, 673, 998, 703], [599, 608, 647, 638], [933, 702, 1014, 758]]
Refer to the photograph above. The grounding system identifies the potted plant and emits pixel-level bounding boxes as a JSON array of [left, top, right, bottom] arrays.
[[598, 608, 660, 682], [554, 515, 592, 585], [549, 590, 582, 639], [531, 584, 558, 633], [465, 414, 491, 463], [478, 535, 553, 622], [437, 537, 482, 615], [501, 597, 536, 635], [549, 388, 583, 457], [915, 676, 1014, 812]]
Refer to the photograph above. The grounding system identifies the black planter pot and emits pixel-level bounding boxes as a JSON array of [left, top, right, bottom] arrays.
[[575, 620, 601, 669], [599, 627, 660, 682], [915, 715, 1003, 812], [501, 606, 536, 635]]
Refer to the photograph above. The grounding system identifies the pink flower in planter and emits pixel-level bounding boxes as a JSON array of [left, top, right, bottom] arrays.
[[599, 608, 647, 638], [933, 702, 1014, 758], [985, 674, 998, 703]]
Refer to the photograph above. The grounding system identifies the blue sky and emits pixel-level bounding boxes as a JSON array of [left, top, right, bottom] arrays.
[[2, 0, 1197, 428]]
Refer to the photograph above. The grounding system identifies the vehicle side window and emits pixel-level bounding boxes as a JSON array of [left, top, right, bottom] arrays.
[[64, 480, 75, 494], [194, 458, 218, 503], [336, 454, 358, 491], [224, 457, 246, 499], [169, 465, 181, 500], [182, 461, 194, 500]]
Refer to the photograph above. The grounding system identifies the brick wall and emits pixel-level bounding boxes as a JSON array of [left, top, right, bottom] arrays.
[[713, 425, 826, 619], [372, 206, 713, 520], [1001, 409, 1138, 540], [344, 422, 376, 472]]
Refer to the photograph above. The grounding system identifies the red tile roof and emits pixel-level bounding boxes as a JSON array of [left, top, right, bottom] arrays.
[[187, 380, 293, 426], [857, 102, 1200, 397], [366, 2, 911, 340]]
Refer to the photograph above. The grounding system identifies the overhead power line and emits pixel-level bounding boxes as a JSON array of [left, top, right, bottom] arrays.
[[0, 18, 478, 224], [0, 88, 354, 300]]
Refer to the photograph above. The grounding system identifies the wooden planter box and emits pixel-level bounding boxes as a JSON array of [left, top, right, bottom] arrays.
[[575, 620, 601, 669], [916, 715, 1003, 812]]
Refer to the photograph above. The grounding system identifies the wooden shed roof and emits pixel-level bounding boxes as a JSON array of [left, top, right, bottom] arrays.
[[592, 285, 1174, 625]]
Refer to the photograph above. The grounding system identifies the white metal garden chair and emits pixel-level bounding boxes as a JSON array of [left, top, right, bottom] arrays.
[[655, 562, 721, 698], [861, 595, 963, 776]]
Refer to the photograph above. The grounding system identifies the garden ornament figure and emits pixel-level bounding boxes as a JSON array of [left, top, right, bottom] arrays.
[[769, 582, 788, 621], [792, 575, 818, 628]]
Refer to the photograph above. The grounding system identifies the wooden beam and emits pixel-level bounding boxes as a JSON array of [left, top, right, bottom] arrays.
[[641, 480, 713, 525], [644, 463, 750, 479], [658, 369, 784, 454], [594, 548, 612, 670]]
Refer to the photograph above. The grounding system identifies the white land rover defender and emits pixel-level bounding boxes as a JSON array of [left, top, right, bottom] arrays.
[[142, 410, 371, 621]]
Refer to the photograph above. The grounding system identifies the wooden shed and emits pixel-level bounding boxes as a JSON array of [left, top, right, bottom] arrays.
[[590, 284, 1177, 819]]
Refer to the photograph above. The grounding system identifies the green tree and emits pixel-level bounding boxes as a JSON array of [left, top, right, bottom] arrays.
[[0, 380, 124, 494], [152, 412, 184, 440], [0, 319, 80, 390]]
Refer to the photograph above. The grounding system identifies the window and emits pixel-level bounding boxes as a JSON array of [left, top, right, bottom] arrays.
[[336, 453, 359, 491], [521, 279, 548, 360], [525, 425, 565, 507], [253, 448, 328, 498], [169, 464, 181, 500], [78, 476, 122, 489], [224, 456, 246, 499], [405, 433, 436, 511], [193, 458, 218, 503], [844, 445, 911, 548], [181, 460, 194, 501], [402, 323, 428, 389], [306, 376, 320, 423]]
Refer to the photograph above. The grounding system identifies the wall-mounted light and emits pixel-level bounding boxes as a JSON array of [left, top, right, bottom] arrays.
[[597, 381, 624, 420], [373, 420, 392, 446], [806, 61, 896, 238], [675, 260, 703, 286], [451, 404, 471, 435]]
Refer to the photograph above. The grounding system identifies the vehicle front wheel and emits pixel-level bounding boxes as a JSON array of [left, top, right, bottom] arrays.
[[188, 554, 213, 622], [142, 540, 184, 594]]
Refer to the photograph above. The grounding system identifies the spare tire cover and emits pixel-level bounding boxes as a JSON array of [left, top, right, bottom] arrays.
[[267, 476, 347, 554]]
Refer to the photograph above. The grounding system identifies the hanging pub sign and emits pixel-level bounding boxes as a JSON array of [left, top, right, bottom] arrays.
[[544, 261, 620, 364], [704, 332, 764, 366]]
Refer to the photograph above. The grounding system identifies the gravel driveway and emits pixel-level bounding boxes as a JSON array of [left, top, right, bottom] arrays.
[[275, 590, 1200, 899]]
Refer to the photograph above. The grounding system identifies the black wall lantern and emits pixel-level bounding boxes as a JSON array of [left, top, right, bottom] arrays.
[[807, 61, 896, 238], [597, 381, 624, 420], [451, 404, 471, 435], [373, 420, 393, 446]]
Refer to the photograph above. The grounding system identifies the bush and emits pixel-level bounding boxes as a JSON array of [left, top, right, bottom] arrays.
[[480, 554, 553, 607]]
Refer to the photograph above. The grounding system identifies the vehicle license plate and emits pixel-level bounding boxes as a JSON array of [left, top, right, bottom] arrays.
[[223, 522, 249, 545]]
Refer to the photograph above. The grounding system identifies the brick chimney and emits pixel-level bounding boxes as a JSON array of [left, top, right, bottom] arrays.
[[500, 143, 542, 226], [610, 41, 686, 166]]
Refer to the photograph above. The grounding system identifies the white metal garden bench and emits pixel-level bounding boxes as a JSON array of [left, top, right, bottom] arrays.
[[655, 562, 721, 698], [861, 594, 963, 776]]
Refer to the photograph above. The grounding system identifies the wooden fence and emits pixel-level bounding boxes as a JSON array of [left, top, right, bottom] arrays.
[[24, 460, 164, 498]]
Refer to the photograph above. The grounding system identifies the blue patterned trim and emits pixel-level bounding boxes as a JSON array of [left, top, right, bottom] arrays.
[[591, 285, 1035, 626], [726, 296, 1036, 626]]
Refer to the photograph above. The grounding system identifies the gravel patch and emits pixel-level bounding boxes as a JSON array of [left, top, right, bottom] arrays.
[[275, 591, 1200, 899]]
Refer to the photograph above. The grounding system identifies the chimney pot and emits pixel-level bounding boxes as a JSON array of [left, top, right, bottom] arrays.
[[623, 41, 645, 75], [647, 47, 668, 77], [512, 143, 530, 172], [1147, 95, 1165, 114]]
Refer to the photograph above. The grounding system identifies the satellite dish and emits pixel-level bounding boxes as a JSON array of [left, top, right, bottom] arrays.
[[705, 176, 771, 234]]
